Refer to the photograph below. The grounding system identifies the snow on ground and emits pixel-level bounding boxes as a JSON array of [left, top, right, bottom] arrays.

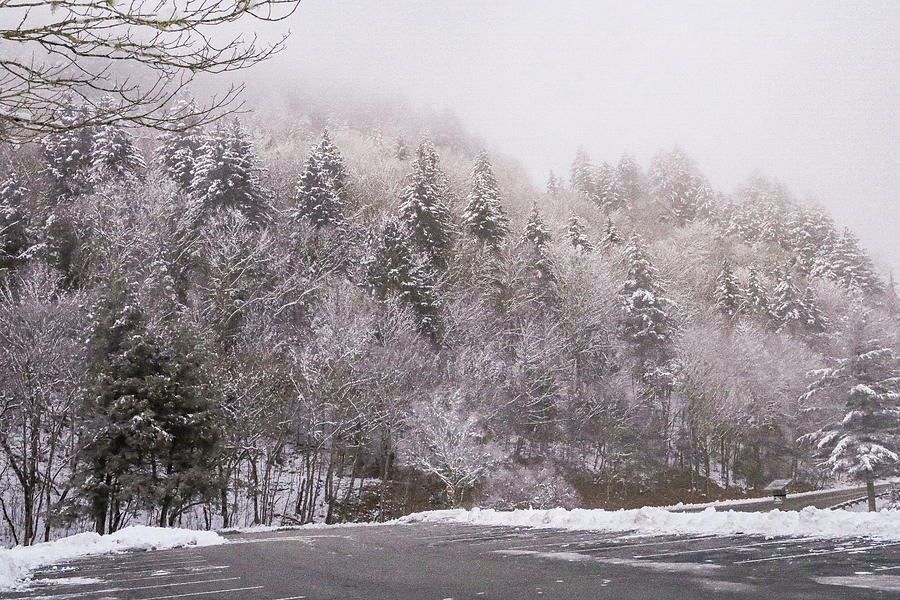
[[402, 505, 900, 541], [0, 525, 225, 591]]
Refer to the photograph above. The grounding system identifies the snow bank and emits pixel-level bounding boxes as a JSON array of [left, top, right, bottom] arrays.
[[401, 506, 900, 540], [0, 526, 225, 590]]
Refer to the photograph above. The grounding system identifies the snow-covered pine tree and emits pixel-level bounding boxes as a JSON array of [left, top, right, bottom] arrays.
[[785, 204, 836, 275], [595, 162, 622, 210], [744, 265, 771, 318], [616, 153, 644, 206], [0, 174, 29, 271], [715, 259, 742, 319], [41, 101, 93, 199], [801, 286, 828, 333], [800, 312, 900, 510], [621, 234, 674, 369], [649, 148, 708, 226], [399, 140, 454, 267], [570, 148, 596, 199], [157, 100, 203, 190], [463, 151, 508, 252], [566, 213, 593, 253], [315, 129, 348, 199], [90, 101, 146, 184], [546, 171, 563, 198], [771, 266, 804, 332], [601, 217, 622, 248], [190, 120, 271, 225], [394, 136, 410, 161], [294, 131, 347, 227], [818, 229, 883, 295], [521, 203, 555, 303], [365, 217, 441, 338]]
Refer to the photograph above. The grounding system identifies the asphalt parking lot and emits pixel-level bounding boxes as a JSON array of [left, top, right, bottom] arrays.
[[3, 522, 899, 599]]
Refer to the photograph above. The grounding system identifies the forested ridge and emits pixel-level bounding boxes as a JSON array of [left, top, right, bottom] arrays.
[[1, 90, 898, 547]]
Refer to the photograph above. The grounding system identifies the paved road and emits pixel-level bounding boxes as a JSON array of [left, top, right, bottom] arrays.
[[5, 523, 900, 599]]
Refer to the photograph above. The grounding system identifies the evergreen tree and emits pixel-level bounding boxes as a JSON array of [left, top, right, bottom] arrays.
[[157, 100, 203, 190], [621, 234, 673, 369], [521, 204, 556, 302], [601, 217, 622, 247], [41, 101, 93, 199], [399, 140, 454, 267], [294, 131, 347, 227], [648, 149, 708, 225], [190, 120, 271, 224], [90, 115, 145, 184], [744, 266, 771, 318], [800, 312, 900, 509], [818, 229, 883, 295], [595, 162, 622, 210], [616, 153, 644, 205], [394, 136, 409, 161], [79, 289, 220, 533], [570, 148, 595, 199], [0, 174, 29, 272], [365, 218, 441, 338], [522, 203, 552, 250], [546, 171, 563, 198], [771, 267, 804, 332], [566, 213, 593, 253], [463, 151, 508, 252], [801, 286, 828, 333], [715, 260, 742, 319]]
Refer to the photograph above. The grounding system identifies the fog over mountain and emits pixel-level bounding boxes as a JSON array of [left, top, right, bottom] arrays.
[[241, 0, 900, 277]]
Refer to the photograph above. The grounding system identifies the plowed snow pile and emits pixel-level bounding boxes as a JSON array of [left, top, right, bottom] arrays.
[[402, 506, 900, 540], [0, 526, 225, 590]]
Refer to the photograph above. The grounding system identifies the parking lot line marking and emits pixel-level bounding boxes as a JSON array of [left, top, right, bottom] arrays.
[[72, 559, 209, 573], [142, 585, 265, 599], [518, 535, 719, 553], [736, 541, 900, 564], [70, 576, 242, 595], [116, 570, 233, 583], [633, 537, 817, 559], [268, 596, 307, 599]]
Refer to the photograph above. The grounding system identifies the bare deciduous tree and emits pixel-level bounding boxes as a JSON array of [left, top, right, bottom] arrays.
[[0, 0, 300, 140]]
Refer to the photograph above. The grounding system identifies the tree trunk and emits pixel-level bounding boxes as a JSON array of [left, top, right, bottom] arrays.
[[867, 478, 877, 513]]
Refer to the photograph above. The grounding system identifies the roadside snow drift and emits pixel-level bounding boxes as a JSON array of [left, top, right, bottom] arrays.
[[402, 506, 900, 540], [0, 525, 225, 590]]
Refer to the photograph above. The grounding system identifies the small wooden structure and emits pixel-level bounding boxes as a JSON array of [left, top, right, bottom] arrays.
[[764, 479, 793, 505]]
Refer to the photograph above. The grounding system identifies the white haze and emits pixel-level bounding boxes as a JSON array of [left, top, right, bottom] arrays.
[[243, 0, 900, 279]]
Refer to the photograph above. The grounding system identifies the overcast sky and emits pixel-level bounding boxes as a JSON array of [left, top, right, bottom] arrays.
[[251, 0, 898, 276]]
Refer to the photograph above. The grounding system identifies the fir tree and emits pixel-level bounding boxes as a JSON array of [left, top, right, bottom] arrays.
[[365, 218, 441, 338], [463, 151, 508, 252], [90, 117, 145, 184], [522, 204, 556, 302], [394, 136, 409, 161], [715, 260, 742, 319], [0, 174, 29, 272], [190, 120, 271, 224], [744, 266, 771, 318], [621, 234, 673, 369], [771, 267, 804, 332], [566, 213, 593, 253], [41, 101, 93, 199], [800, 312, 900, 509], [294, 131, 347, 227], [79, 289, 220, 533], [818, 229, 883, 295], [648, 148, 708, 225], [801, 286, 828, 333], [570, 148, 595, 199], [546, 171, 563, 198], [616, 153, 644, 205], [157, 100, 203, 190], [601, 217, 622, 247], [595, 162, 622, 210], [399, 140, 454, 267]]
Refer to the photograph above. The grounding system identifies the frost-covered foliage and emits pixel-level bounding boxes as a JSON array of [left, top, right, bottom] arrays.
[[0, 87, 897, 547], [482, 464, 579, 510]]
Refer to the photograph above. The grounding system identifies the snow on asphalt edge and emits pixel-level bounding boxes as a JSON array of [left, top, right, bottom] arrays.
[[401, 505, 900, 540], [0, 525, 225, 590]]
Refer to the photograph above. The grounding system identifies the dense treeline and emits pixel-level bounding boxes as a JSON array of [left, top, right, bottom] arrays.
[[0, 94, 898, 546]]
